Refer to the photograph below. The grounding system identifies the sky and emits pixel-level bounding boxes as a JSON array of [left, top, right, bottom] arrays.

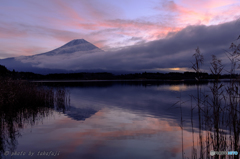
[[1, 0, 240, 72]]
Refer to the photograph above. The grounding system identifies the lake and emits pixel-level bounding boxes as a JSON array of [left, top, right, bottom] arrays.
[[1, 81, 239, 159]]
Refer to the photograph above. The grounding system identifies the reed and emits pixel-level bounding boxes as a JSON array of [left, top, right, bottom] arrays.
[[177, 36, 240, 159], [0, 77, 69, 158]]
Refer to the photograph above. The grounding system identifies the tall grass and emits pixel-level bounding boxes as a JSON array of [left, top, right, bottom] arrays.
[[0, 78, 69, 158], [178, 36, 240, 159]]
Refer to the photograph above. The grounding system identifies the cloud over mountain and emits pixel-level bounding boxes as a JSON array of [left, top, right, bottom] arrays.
[[0, 19, 240, 74]]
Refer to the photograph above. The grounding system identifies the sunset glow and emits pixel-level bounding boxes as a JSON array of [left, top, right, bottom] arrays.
[[0, 0, 240, 58]]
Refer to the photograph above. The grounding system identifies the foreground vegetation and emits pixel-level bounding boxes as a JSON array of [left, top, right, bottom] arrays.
[[0, 77, 69, 158], [178, 37, 240, 159]]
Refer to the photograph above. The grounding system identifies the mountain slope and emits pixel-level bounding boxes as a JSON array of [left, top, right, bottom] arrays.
[[0, 39, 104, 74], [36, 39, 103, 56]]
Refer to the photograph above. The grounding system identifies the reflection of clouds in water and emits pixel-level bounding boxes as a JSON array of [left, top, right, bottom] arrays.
[[168, 85, 188, 91], [65, 85, 199, 125], [90, 108, 180, 132], [164, 85, 189, 91], [2, 82, 233, 159], [152, 84, 197, 92], [14, 83, 213, 159], [20, 107, 193, 159]]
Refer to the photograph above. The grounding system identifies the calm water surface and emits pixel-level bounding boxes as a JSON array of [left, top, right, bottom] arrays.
[[1, 81, 232, 159]]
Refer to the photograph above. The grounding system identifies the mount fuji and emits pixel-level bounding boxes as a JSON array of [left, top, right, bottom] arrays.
[[36, 39, 103, 56], [0, 39, 106, 74]]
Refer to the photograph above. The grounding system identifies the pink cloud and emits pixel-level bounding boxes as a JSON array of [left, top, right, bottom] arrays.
[[0, 23, 28, 38], [1, 0, 240, 57], [161, 0, 240, 26], [180, 0, 237, 9], [52, 0, 84, 21]]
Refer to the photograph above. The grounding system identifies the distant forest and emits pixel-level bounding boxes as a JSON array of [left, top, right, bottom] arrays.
[[0, 64, 238, 80]]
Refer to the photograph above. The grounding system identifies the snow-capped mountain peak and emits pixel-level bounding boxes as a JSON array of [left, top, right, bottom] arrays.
[[0, 39, 105, 74], [64, 39, 90, 46], [58, 39, 100, 51], [36, 39, 103, 56]]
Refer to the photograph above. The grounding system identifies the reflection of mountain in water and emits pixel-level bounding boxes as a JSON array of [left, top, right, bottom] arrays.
[[64, 106, 98, 121]]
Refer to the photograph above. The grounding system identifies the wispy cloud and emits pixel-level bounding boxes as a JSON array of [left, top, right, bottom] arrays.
[[12, 19, 240, 73], [0, 0, 240, 61], [155, 0, 240, 26]]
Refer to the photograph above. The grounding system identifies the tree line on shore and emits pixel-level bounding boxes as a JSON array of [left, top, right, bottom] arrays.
[[0, 64, 238, 80]]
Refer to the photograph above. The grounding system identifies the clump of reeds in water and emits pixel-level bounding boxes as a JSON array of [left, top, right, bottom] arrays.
[[0, 77, 69, 158], [0, 77, 54, 108], [178, 36, 240, 159]]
